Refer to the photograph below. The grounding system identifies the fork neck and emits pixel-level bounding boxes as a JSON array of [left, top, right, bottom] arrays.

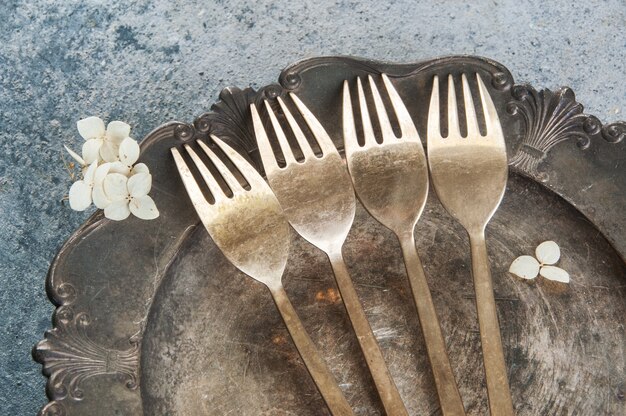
[[467, 227, 486, 243], [396, 229, 415, 244], [325, 246, 346, 265]]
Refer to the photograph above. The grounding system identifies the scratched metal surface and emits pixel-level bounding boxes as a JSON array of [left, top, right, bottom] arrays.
[[34, 56, 626, 415], [139, 174, 626, 415]]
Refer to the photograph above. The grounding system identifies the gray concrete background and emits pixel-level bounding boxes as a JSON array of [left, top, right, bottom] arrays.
[[0, 0, 623, 414]]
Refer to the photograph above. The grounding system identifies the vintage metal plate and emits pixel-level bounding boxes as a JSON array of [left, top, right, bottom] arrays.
[[34, 56, 626, 415]]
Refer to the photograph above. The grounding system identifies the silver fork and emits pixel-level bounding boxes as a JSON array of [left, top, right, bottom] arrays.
[[343, 74, 466, 416], [251, 96, 408, 416], [427, 74, 514, 415], [171, 137, 354, 416]]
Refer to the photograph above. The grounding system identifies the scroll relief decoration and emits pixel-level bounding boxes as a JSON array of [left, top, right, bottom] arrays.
[[174, 84, 281, 171], [34, 284, 139, 416], [507, 84, 625, 176]]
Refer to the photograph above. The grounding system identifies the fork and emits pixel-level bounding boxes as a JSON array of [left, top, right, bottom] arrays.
[[251, 96, 408, 415], [427, 73, 514, 415], [171, 137, 354, 416], [342, 74, 466, 416]]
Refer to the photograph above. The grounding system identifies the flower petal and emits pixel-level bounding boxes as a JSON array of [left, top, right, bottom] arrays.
[[103, 173, 128, 201], [130, 195, 159, 220], [77, 116, 105, 140], [106, 121, 131, 144], [131, 163, 149, 175], [509, 255, 540, 280], [119, 137, 140, 166], [128, 172, 151, 197], [109, 161, 131, 176], [83, 161, 98, 185], [540, 266, 570, 283], [64, 145, 85, 166], [68, 180, 92, 211], [92, 185, 111, 209], [536, 241, 560, 265], [100, 140, 120, 163], [82, 138, 103, 164], [104, 200, 131, 221], [94, 163, 112, 186]]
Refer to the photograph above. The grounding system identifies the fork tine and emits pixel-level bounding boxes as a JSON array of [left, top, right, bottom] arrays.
[[381, 74, 419, 140], [197, 140, 245, 195], [288, 93, 337, 156], [476, 73, 502, 135], [180, 144, 226, 203], [427, 75, 441, 139], [342, 80, 360, 154], [462, 73, 480, 137], [276, 96, 316, 159], [171, 147, 218, 220], [250, 103, 280, 174], [356, 77, 377, 147], [263, 100, 297, 166], [447, 75, 461, 138], [368, 75, 396, 142], [210, 134, 267, 189]]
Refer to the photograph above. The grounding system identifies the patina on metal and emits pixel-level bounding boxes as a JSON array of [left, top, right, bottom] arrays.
[[171, 137, 353, 415], [427, 74, 513, 415], [251, 95, 407, 415], [342, 74, 465, 415], [34, 56, 626, 416]]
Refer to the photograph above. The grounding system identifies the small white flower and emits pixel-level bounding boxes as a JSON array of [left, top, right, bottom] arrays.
[[77, 116, 131, 163], [102, 172, 159, 221], [92, 163, 113, 209], [108, 137, 149, 176], [509, 240, 570, 283], [68, 161, 98, 211]]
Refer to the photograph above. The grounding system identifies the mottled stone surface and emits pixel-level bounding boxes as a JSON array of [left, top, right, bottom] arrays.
[[0, 0, 623, 414]]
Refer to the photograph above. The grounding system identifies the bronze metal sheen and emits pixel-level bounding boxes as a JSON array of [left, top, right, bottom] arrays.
[[171, 137, 354, 416], [427, 74, 514, 415], [342, 74, 466, 416], [251, 95, 408, 415]]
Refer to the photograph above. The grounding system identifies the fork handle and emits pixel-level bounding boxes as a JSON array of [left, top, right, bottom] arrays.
[[270, 285, 354, 416], [327, 250, 409, 416], [398, 234, 466, 416], [468, 232, 514, 416]]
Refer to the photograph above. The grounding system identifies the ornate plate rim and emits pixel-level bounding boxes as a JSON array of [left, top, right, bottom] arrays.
[[33, 55, 626, 415]]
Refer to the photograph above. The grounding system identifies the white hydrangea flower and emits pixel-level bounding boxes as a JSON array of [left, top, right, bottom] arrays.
[[509, 241, 570, 283], [102, 172, 159, 221], [68, 161, 98, 211], [65, 116, 159, 221], [109, 137, 149, 177], [92, 162, 113, 209], [77, 116, 131, 163]]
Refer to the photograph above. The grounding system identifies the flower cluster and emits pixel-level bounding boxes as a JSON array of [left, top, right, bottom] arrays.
[[509, 241, 570, 283], [65, 117, 159, 221]]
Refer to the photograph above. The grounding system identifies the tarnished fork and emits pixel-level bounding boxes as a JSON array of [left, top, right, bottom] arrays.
[[427, 74, 514, 415], [171, 137, 354, 416], [342, 74, 466, 416], [251, 96, 408, 416]]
